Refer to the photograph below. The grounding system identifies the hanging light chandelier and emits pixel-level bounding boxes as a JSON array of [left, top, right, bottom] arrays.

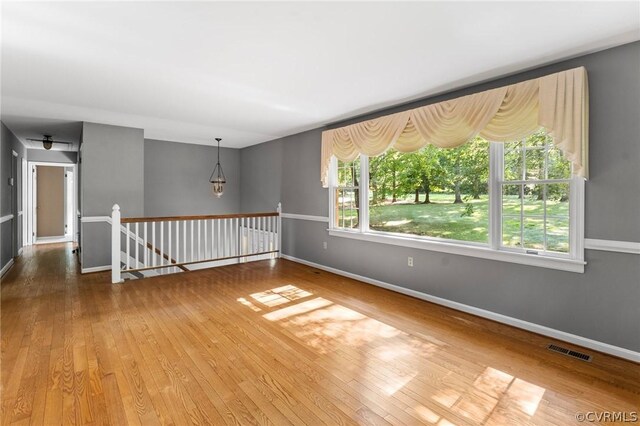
[[209, 137, 226, 198]]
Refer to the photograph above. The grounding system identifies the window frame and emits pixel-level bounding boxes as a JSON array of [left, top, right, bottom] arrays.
[[328, 141, 585, 273]]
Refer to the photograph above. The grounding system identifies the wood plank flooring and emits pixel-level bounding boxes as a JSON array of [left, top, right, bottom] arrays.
[[1, 243, 639, 425]]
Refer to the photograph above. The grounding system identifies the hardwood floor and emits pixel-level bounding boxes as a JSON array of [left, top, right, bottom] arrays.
[[1, 243, 638, 425]]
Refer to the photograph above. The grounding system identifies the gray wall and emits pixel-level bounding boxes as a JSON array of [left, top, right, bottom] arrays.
[[81, 122, 144, 268], [145, 139, 240, 216], [1, 122, 27, 273], [27, 149, 77, 164], [240, 41, 640, 353]]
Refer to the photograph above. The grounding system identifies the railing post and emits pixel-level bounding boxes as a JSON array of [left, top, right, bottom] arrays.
[[277, 202, 282, 258], [111, 204, 122, 284]]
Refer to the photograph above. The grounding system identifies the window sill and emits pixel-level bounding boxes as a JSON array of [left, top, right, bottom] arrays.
[[328, 229, 585, 273]]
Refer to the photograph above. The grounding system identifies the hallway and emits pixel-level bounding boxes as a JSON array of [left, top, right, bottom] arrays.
[[1, 244, 639, 425]]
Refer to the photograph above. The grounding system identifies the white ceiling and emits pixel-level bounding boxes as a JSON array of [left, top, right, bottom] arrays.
[[2, 2, 639, 150]]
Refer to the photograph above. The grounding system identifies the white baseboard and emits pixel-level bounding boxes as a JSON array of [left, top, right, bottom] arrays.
[[35, 236, 72, 245], [281, 254, 640, 363], [1, 259, 15, 277], [81, 265, 111, 274]]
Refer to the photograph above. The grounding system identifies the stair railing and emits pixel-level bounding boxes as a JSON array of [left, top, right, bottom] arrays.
[[111, 203, 281, 283]]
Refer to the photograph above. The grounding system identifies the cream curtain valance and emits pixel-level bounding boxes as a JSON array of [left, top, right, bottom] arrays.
[[321, 67, 588, 187]]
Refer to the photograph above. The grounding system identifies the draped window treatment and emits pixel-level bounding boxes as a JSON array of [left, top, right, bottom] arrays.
[[321, 67, 588, 187]]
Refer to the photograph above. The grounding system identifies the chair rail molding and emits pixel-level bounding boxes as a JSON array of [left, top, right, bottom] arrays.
[[0, 214, 14, 224], [281, 212, 330, 223], [584, 238, 640, 255]]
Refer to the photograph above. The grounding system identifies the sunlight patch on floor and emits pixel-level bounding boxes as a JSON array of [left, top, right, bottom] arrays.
[[414, 405, 440, 423], [276, 304, 402, 354], [506, 378, 546, 416], [237, 297, 262, 312], [254, 286, 546, 423], [431, 366, 546, 423], [250, 284, 313, 307], [263, 297, 332, 321]]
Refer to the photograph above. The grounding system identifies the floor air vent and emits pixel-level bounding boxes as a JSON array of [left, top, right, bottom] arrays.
[[547, 344, 592, 362]]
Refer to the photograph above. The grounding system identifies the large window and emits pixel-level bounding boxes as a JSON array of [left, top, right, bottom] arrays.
[[329, 131, 584, 271], [368, 139, 489, 244]]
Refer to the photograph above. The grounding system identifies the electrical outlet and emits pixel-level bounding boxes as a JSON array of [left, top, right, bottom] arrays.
[[323, 241, 327, 250], [408, 257, 413, 267]]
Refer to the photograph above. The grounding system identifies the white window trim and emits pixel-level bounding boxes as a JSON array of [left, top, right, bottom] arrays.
[[328, 142, 585, 273]]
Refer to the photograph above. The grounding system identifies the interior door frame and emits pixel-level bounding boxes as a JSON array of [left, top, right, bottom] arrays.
[[27, 161, 77, 245], [21, 156, 27, 251], [11, 151, 18, 257]]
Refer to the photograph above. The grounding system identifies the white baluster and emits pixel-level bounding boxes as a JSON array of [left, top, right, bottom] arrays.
[[225, 218, 229, 257], [176, 221, 180, 263], [197, 219, 201, 261], [209, 219, 216, 259], [190, 220, 194, 262], [233, 217, 238, 256], [135, 223, 139, 267], [168, 221, 172, 267], [183, 220, 187, 263], [252, 217, 257, 254], [204, 219, 208, 260], [160, 221, 164, 267], [152, 222, 156, 267], [267, 216, 271, 253], [217, 219, 221, 259], [143, 222, 148, 266], [239, 217, 244, 258], [125, 223, 130, 270]]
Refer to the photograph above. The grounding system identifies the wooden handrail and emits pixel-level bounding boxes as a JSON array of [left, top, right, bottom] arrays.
[[121, 211, 279, 224]]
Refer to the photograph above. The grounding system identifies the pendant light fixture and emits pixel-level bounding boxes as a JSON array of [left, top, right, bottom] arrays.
[[209, 138, 226, 198]]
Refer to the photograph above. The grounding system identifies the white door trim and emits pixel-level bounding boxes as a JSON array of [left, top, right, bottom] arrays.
[[28, 161, 77, 245]]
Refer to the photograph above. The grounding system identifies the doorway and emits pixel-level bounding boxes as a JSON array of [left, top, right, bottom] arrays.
[[27, 162, 77, 245]]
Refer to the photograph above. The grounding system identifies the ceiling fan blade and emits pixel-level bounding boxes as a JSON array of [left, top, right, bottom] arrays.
[[50, 140, 72, 144]]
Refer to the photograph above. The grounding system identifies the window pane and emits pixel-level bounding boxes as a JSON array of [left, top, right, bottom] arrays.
[[368, 141, 489, 243], [523, 184, 544, 216], [546, 217, 569, 253], [502, 216, 522, 248], [546, 183, 570, 217], [547, 147, 572, 179], [523, 217, 545, 250], [504, 141, 523, 181], [525, 147, 545, 180], [525, 130, 550, 148], [502, 185, 522, 216], [336, 188, 359, 229], [337, 158, 360, 187]]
